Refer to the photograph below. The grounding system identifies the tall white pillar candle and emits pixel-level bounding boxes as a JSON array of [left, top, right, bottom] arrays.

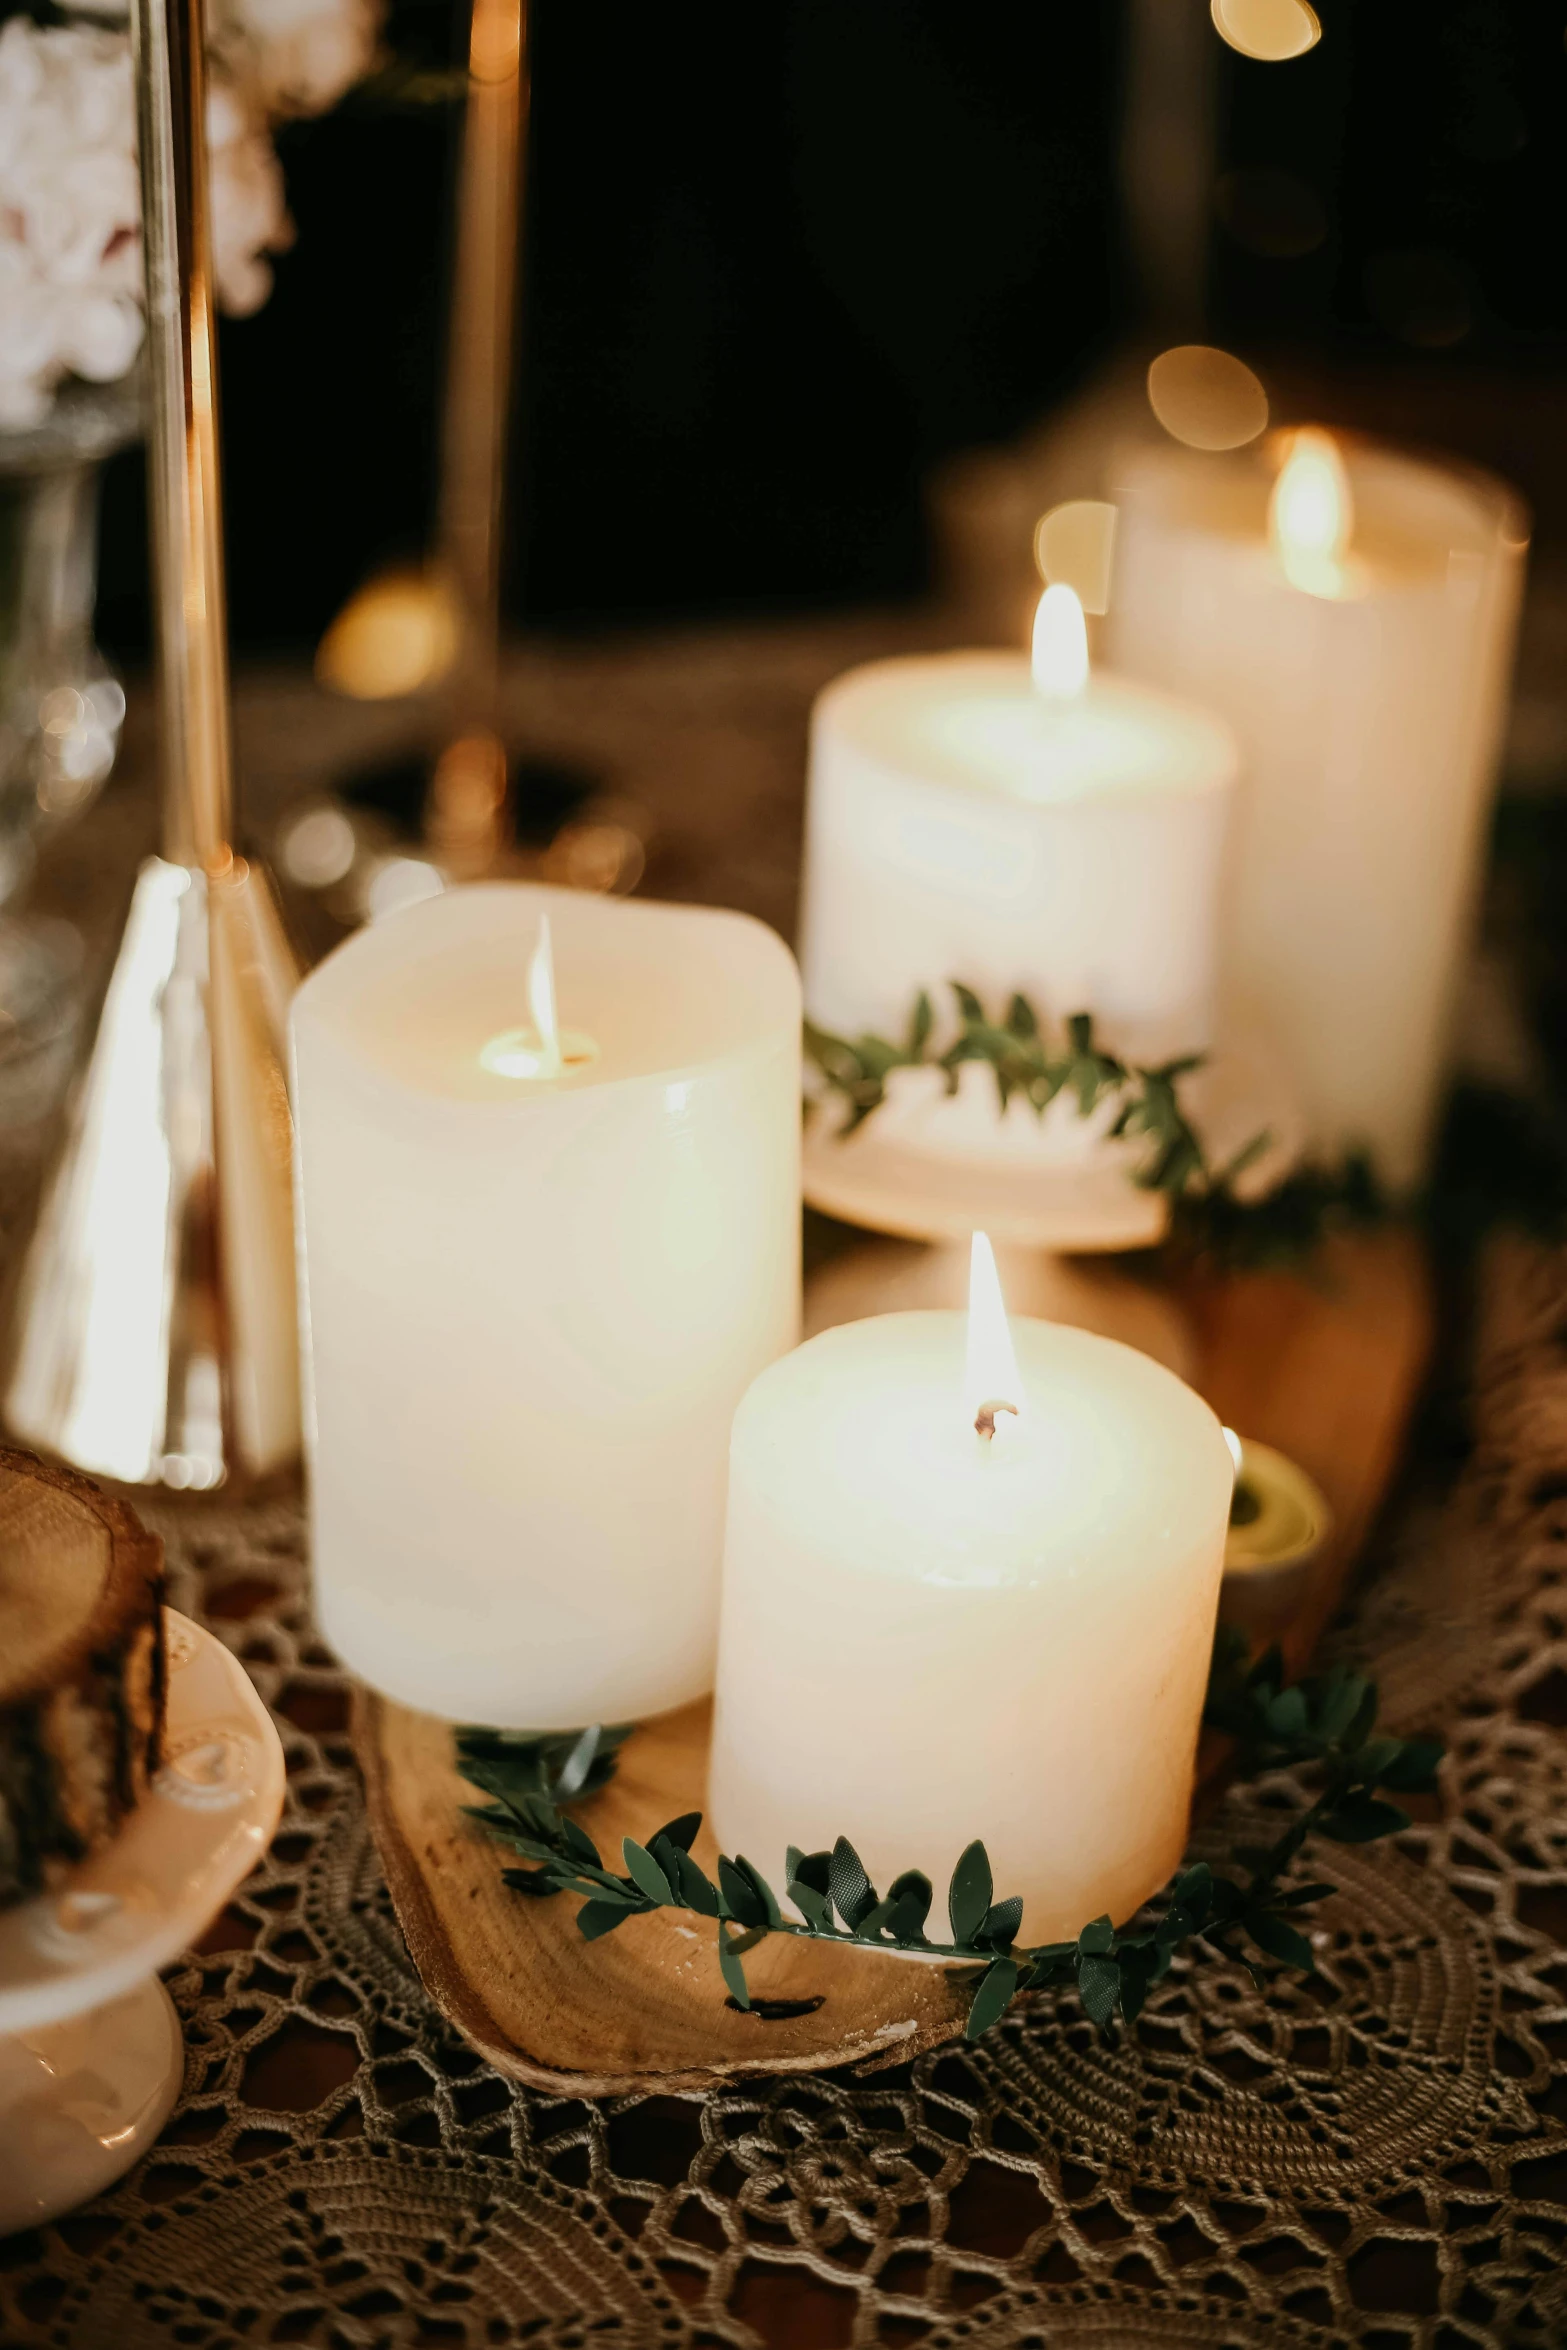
[[798, 632, 1237, 1079], [1108, 434, 1527, 1190], [291, 882, 801, 1728], [708, 1243, 1233, 1940]]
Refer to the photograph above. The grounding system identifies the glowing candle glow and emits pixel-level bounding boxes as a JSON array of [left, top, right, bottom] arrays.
[[1109, 431, 1527, 1187], [708, 1238, 1233, 1939], [291, 882, 801, 1727]]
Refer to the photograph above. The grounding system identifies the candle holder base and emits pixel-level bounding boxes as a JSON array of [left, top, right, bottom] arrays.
[[355, 1230, 1431, 2095], [0, 1610, 285, 2229], [801, 1046, 1301, 1254]]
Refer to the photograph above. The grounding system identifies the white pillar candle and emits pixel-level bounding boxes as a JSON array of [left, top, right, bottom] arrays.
[[708, 1238, 1232, 1941], [1107, 432, 1527, 1190], [291, 882, 801, 1729], [798, 601, 1238, 1091]]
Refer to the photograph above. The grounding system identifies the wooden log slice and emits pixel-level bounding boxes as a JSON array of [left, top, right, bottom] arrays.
[[0, 1447, 167, 1907], [357, 1227, 1432, 2092]]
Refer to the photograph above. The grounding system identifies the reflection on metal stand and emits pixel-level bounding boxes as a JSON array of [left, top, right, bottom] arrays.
[[425, 0, 528, 880], [3, 0, 300, 1490]]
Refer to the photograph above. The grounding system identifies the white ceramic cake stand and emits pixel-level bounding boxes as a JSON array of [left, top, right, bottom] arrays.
[[0, 1610, 284, 2234], [803, 1052, 1304, 1376]]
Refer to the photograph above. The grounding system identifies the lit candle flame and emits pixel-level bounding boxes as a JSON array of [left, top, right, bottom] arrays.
[[966, 1232, 1023, 1441], [480, 915, 593, 1080], [1269, 427, 1355, 599], [528, 915, 562, 1081], [1031, 582, 1090, 702]]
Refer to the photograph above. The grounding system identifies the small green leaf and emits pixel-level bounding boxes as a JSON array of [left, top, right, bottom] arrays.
[[829, 1838, 878, 1931], [1165, 1863, 1213, 1933], [673, 1851, 720, 1916], [621, 1838, 674, 1904], [652, 1811, 702, 1854], [887, 1870, 932, 1935], [788, 1847, 831, 1895], [1077, 1914, 1114, 1956], [1245, 1911, 1317, 1971], [1077, 1950, 1122, 2028], [1343, 1683, 1379, 1750], [578, 1898, 640, 1940], [948, 1841, 993, 1946], [732, 1856, 783, 1928], [717, 1925, 751, 2008], [560, 1816, 603, 1868], [1266, 1686, 1310, 1741], [964, 1956, 1019, 2040], [1374, 1736, 1444, 1791], [978, 1895, 1024, 1951], [719, 1857, 766, 1928], [500, 1866, 562, 1897], [853, 1897, 899, 1941], [786, 1875, 834, 1933]]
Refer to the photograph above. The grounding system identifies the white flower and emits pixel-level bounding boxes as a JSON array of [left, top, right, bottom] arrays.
[[206, 70, 293, 315], [0, 0, 375, 429], [213, 0, 381, 120]]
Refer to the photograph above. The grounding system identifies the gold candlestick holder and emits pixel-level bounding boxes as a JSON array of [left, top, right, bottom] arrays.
[[424, 0, 529, 880], [3, 0, 300, 1489]]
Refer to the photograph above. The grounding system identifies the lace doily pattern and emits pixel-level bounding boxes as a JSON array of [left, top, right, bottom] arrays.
[[3, 1244, 1567, 2348]]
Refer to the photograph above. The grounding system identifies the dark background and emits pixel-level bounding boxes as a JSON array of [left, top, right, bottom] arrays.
[[88, 0, 1567, 660]]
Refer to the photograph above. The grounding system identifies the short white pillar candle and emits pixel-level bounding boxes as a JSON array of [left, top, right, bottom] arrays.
[[1108, 431, 1527, 1190], [708, 1239, 1233, 1941], [798, 605, 1238, 1076], [291, 882, 801, 1729]]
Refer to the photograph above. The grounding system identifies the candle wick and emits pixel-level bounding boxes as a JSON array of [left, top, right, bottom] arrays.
[[974, 1397, 1019, 1442]]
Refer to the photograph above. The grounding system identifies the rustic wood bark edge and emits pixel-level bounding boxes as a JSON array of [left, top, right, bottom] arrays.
[[0, 1445, 167, 1906]]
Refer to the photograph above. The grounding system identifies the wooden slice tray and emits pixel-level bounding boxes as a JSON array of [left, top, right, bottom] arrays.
[[355, 1230, 1432, 2095]]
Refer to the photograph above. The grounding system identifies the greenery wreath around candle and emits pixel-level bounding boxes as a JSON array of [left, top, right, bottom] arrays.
[[802, 985, 1384, 1267], [457, 1632, 1441, 2046]]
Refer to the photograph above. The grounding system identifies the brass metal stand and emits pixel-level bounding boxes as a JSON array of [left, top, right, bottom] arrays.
[[4, 0, 300, 1487], [425, 0, 530, 880]]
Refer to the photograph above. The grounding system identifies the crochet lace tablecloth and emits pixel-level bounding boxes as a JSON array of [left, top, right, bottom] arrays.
[[3, 630, 1567, 2349]]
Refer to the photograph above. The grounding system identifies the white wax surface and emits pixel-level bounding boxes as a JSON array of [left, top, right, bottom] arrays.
[[291, 883, 802, 1727], [708, 1313, 1233, 1941], [799, 653, 1236, 1069], [1108, 441, 1526, 1188]]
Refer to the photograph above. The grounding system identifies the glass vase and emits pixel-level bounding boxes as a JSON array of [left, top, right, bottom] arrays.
[[0, 376, 140, 1122]]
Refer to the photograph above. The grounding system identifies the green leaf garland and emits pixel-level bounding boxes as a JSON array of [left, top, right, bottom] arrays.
[[456, 1627, 1441, 2047], [803, 984, 1385, 1269]]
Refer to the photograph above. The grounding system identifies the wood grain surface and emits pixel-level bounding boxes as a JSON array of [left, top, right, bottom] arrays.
[[0, 1445, 167, 1903], [356, 1227, 1432, 2094]]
